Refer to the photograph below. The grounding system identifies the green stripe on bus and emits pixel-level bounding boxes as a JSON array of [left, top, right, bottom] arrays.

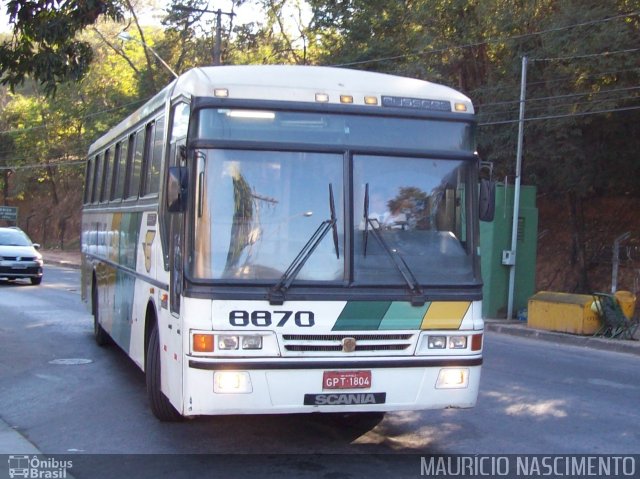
[[332, 301, 391, 331], [378, 301, 430, 330]]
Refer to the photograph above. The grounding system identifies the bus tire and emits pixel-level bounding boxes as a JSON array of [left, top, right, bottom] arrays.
[[92, 283, 110, 347], [146, 323, 183, 422]]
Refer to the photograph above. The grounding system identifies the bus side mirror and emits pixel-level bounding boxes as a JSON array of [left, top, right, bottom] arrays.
[[167, 166, 188, 213], [479, 179, 495, 222]]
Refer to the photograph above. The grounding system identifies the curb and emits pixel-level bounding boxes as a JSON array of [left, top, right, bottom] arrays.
[[41, 251, 81, 270], [0, 417, 40, 454], [1, 419, 77, 478], [45, 259, 81, 270], [485, 320, 640, 356]]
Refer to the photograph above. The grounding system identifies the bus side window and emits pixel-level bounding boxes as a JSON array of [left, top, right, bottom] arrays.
[[161, 101, 189, 273], [144, 116, 164, 196], [100, 148, 112, 203], [110, 143, 121, 201], [127, 129, 145, 199], [91, 154, 103, 204], [170, 103, 189, 142], [83, 158, 94, 205], [122, 134, 134, 199]]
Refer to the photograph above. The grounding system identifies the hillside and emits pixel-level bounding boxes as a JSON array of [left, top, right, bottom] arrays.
[[537, 196, 640, 295]]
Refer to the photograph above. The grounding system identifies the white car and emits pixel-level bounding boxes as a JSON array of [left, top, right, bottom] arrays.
[[0, 227, 44, 285]]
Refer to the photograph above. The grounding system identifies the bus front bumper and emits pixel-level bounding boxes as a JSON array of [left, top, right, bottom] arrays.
[[182, 357, 482, 416]]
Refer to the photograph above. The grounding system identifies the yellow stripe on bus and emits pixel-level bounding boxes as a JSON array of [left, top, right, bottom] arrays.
[[420, 301, 470, 330]]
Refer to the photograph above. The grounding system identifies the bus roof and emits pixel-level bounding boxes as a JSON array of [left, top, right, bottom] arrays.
[[177, 65, 473, 108], [88, 65, 474, 154]]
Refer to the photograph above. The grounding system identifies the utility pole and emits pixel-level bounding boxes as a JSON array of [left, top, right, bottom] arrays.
[[506, 56, 528, 320], [117, 32, 178, 79], [214, 9, 222, 66], [174, 5, 235, 65]]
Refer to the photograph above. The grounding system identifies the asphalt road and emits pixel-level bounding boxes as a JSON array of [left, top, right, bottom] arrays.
[[1, 266, 639, 478]]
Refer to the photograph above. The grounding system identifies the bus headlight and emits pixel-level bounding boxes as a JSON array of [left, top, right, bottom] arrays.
[[242, 335, 263, 350], [191, 330, 277, 356], [428, 336, 446, 349], [218, 335, 239, 350], [436, 368, 469, 389], [214, 371, 252, 393], [448, 336, 467, 349], [417, 333, 480, 354], [217, 335, 264, 350]]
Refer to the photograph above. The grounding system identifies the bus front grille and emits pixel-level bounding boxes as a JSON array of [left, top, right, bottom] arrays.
[[280, 333, 415, 356]]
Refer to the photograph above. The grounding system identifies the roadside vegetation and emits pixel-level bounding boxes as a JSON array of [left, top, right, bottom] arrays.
[[1, 0, 639, 292]]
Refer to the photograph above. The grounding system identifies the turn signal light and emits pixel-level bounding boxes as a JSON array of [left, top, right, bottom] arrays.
[[193, 334, 214, 352], [471, 334, 483, 351]]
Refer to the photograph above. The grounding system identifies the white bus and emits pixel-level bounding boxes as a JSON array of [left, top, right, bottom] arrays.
[[81, 65, 490, 421]]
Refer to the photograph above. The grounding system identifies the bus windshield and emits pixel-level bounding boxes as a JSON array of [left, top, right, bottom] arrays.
[[193, 149, 345, 282], [197, 109, 474, 152], [191, 109, 476, 287], [354, 155, 474, 286]]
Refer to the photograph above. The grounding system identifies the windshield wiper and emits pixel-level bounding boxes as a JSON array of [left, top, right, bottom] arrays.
[[269, 183, 339, 305], [362, 183, 425, 306]]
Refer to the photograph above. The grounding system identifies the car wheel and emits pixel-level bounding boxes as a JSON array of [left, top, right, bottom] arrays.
[[92, 284, 110, 346], [146, 323, 183, 422], [30, 277, 42, 285]]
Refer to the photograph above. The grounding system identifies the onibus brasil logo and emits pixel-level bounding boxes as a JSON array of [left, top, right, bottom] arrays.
[[7, 456, 72, 479]]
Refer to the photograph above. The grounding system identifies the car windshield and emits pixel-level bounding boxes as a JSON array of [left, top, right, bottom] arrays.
[[0, 229, 32, 247]]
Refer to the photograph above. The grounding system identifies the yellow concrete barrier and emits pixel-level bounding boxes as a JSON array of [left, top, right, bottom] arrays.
[[614, 290, 636, 319], [527, 291, 601, 335]]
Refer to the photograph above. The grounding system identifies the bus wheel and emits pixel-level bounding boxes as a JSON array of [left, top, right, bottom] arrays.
[[92, 284, 110, 346], [146, 324, 183, 422]]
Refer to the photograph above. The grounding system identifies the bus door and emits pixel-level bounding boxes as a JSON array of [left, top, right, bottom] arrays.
[[167, 101, 190, 317], [168, 138, 186, 317]]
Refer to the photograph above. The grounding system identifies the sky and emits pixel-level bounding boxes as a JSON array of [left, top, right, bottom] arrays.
[[0, 0, 255, 33], [1, 1, 9, 33], [0, 1, 291, 35]]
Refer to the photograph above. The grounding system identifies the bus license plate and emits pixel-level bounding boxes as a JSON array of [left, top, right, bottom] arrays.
[[323, 370, 371, 390]]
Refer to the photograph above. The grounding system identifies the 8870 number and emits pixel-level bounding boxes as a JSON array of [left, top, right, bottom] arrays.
[[229, 310, 315, 328]]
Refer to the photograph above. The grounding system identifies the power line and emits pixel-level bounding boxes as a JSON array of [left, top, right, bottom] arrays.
[[0, 159, 86, 171], [477, 85, 640, 109], [479, 104, 640, 126], [0, 96, 150, 136], [531, 48, 640, 62], [4, 103, 639, 167], [0, 143, 91, 162], [477, 96, 640, 121], [332, 10, 639, 68], [467, 66, 640, 96]]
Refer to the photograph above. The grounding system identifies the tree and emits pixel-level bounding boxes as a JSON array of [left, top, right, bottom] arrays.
[[0, 22, 146, 243], [0, 0, 122, 95], [310, 0, 640, 292]]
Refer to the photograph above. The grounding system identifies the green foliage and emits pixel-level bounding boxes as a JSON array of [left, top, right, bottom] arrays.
[[1, 0, 639, 258], [0, 23, 144, 205], [310, 0, 640, 198], [0, 0, 123, 95]]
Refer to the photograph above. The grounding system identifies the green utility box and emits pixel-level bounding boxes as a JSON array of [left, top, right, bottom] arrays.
[[480, 185, 538, 318]]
